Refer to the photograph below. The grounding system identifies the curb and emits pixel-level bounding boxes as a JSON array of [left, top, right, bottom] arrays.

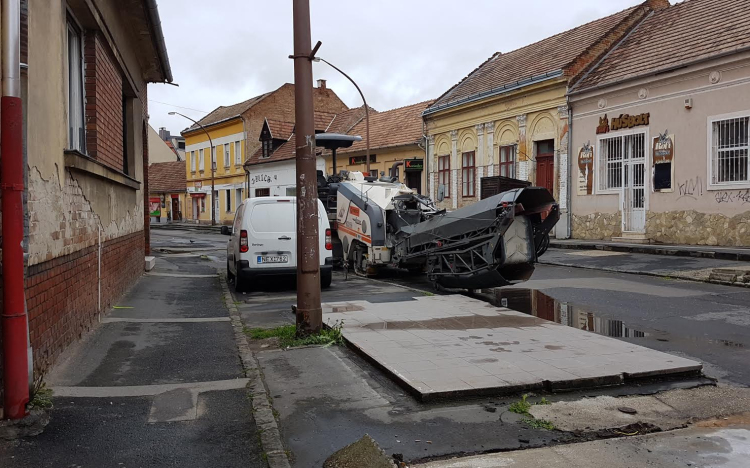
[[539, 259, 750, 289], [219, 272, 291, 468], [549, 241, 750, 262]]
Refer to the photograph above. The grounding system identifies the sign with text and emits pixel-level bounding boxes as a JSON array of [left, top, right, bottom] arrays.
[[149, 197, 161, 217], [577, 142, 594, 195], [349, 155, 377, 165], [597, 113, 650, 134], [653, 131, 675, 191], [194, 181, 202, 189], [404, 158, 424, 171]]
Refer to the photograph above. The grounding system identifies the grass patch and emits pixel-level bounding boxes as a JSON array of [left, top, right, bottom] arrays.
[[29, 380, 53, 410], [246, 320, 344, 348], [508, 394, 556, 430], [421, 291, 435, 297]]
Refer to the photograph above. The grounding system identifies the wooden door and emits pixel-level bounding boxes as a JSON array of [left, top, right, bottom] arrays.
[[536, 155, 554, 195], [171, 198, 180, 221]]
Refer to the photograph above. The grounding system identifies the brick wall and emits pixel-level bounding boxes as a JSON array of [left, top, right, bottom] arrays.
[[84, 32, 124, 172], [24, 230, 144, 376]]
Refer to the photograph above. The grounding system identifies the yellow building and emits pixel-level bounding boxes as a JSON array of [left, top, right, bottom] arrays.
[[182, 82, 348, 224], [423, 1, 666, 238], [326, 101, 432, 194]]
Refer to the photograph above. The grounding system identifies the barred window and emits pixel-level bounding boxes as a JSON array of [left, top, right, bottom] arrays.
[[598, 133, 645, 191], [711, 116, 749, 185]]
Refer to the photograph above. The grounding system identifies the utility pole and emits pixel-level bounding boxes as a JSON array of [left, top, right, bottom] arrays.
[[291, 0, 322, 334], [169, 112, 216, 225]]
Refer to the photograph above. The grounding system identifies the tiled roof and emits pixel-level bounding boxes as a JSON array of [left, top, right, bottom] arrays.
[[314, 111, 338, 131], [427, 5, 641, 111], [326, 106, 374, 134], [573, 0, 750, 91], [149, 161, 186, 193], [339, 100, 433, 154], [184, 91, 271, 133], [266, 119, 295, 140]]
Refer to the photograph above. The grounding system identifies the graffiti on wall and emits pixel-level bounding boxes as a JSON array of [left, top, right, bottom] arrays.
[[677, 177, 704, 201], [715, 189, 750, 204], [577, 142, 594, 195]]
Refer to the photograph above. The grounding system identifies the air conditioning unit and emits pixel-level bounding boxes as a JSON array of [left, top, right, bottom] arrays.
[[684, 98, 693, 109]]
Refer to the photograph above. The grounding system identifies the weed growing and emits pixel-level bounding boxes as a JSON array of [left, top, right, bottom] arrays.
[[246, 320, 344, 348], [508, 394, 556, 430]]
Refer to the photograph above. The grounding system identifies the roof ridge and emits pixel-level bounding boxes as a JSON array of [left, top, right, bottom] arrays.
[[430, 52, 501, 110], [375, 99, 434, 114]]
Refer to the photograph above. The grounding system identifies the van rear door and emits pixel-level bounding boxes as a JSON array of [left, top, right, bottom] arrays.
[[247, 199, 297, 269]]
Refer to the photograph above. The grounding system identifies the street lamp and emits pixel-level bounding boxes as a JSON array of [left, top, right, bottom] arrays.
[[312, 53, 372, 176], [169, 111, 216, 226]]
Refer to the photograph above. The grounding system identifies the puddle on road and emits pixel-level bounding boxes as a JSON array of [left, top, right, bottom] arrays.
[[491, 288, 650, 339]]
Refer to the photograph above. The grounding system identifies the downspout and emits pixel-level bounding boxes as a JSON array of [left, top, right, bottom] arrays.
[[421, 119, 429, 196], [2, 0, 30, 419], [566, 98, 573, 239]]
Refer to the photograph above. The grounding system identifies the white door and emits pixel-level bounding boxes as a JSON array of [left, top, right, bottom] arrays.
[[621, 133, 646, 233]]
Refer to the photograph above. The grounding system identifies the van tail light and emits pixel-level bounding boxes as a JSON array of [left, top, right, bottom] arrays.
[[325, 228, 332, 250], [240, 230, 249, 253]]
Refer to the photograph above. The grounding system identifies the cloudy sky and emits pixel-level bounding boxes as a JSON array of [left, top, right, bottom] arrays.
[[148, 0, 649, 133]]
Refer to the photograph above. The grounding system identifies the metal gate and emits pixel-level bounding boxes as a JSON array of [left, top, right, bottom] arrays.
[[622, 133, 646, 233]]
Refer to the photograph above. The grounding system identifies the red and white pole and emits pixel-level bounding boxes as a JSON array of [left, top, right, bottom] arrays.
[[1, 0, 29, 420]]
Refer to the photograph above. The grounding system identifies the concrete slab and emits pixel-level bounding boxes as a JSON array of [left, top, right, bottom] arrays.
[[323, 295, 702, 400]]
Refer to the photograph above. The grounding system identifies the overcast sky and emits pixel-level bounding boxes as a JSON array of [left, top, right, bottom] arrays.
[[148, 0, 650, 134]]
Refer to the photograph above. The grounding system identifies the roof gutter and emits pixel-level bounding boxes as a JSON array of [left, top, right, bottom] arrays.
[[569, 43, 750, 97], [144, 0, 173, 83], [422, 70, 564, 117]]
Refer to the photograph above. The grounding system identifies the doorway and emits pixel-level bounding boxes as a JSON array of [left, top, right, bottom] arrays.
[[192, 197, 199, 220], [405, 171, 422, 194], [535, 140, 555, 195], [621, 133, 646, 233], [171, 197, 180, 221]]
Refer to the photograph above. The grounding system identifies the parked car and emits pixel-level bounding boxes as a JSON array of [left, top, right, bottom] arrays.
[[225, 196, 333, 291]]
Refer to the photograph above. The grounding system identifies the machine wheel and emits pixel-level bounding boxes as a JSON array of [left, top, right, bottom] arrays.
[[321, 269, 332, 289], [352, 242, 371, 277], [535, 232, 550, 257]]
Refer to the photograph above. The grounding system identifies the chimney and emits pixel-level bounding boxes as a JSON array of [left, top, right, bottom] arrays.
[[317, 79, 327, 89], [158, 127, 171, 140], [645, 0, 670, 11]]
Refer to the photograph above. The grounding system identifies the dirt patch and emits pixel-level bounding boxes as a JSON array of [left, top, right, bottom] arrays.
[[246, 336, 281, 352], [694, 412, 750, 428]]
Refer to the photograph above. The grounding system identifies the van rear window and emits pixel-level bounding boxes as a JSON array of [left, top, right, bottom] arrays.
[[250, 203, 295, 233]]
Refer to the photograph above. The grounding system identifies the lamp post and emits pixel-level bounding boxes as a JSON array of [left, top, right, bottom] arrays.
[[169, 111, 216, 226], [312, 55, 371, 176]]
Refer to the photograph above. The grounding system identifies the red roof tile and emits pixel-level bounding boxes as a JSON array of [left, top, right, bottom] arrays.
[[149, 161, 186, 193], [266, 119, 295, 140], [428, 4, 645, 110], [573, 0, 750, 91], [339, 101, 433, 154]]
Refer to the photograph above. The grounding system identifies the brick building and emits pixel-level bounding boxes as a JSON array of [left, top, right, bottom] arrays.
[[0, 0, 171, 408]]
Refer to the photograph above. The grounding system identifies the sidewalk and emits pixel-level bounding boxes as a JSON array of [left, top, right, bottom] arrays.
[[541, 247, 750, 287], [150, 221, 223, 232], [551, 238, 750, 261], [0, 254, 264, 467]]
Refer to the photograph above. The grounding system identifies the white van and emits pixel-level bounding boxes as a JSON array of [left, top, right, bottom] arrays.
[[226, 197, 333, 291]]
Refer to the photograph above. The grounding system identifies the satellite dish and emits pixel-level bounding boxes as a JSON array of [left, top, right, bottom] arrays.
[[437, 184, 446, 202]]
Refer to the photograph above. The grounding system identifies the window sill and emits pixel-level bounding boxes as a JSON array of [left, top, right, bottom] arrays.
[[64, 150, 140, 190], [707, 183, 750, 191]]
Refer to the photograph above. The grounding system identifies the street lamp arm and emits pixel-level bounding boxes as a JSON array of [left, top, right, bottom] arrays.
[[314, 57, 371, 176], [169, 111, 217, 226]]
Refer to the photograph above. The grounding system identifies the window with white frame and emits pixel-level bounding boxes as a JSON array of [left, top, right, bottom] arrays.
[[199, 148, 205, 171], [225, 189, 232, 212], [190, 151, 196, 172], [710, 115, 749, 186], [66, 17, 85, 152], [461, 151, 475, 197], [597, 132, 646, 192], [499, 145, 516, 178], [224, 144, 231, 167], [235, 141, 242, 165], [235, 188, 243, 208]]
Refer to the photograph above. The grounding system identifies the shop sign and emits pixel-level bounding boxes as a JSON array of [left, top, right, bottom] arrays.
[[577, 142, 594, 195], [149, 197, 161, 217], [597, 113, 651, 134], [596, 115, 610, 135], [653, 130, 675, 191], [195, 181, 202, 189], [404, 159, 424, 171], [349, 155, 377, 165]]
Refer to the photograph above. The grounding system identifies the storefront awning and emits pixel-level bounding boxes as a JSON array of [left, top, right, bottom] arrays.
[[189, 193, 206, 198]]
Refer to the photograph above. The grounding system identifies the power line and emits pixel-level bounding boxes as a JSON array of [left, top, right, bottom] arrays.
[[148, 99, 208, 114]]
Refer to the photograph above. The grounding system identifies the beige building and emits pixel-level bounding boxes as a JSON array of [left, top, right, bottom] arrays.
[[148, 125, 181, 163], [569, 0, 750, 246], [423, 0, 670, 240]]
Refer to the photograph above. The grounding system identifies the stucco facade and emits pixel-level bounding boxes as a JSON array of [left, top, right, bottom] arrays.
[[328, 145, 427, 193], [570, 51, 750, 246]]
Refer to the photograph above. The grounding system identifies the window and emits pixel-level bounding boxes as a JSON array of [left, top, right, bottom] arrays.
[[235, 141, 242, 165], [255, 188, 270, 197], [710, 115, 749, 185], [285, 187, 296, 196], [597, 132, 645, 192], [262, 139, 272, 159], [225, 190, 232, 212], [66, 18, 85, 152], [200, 197, 206, 213], [438, 155, 450, 198], [178, 141, 185, 150], [214, 190, 219, 214], [224, 144, 231, 167], [199, 148, 205, 171], [190, 151, 196, 172], [211, 146, 216, 170], [499, 145, 515, 178], [236, 188, 243, 208], [461, 151, 475, 197]]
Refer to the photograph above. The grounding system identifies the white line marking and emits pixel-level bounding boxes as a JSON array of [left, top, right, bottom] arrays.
[[147, 272, 218, 278], [52, 378, 250, 398], [101, 317, 230, 323]]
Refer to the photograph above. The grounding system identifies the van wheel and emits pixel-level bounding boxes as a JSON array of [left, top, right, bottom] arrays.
[[321, 270, 332, 289], [234, 263, 248, 292], [227, 261, 235, 282]]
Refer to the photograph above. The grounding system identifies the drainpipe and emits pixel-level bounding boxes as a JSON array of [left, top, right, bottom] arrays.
[[566, 98, 573, 239], [2, 0, 30, 420], [420, 119, 429, 196]]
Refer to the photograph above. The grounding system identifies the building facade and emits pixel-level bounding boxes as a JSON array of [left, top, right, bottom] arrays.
[[149, 161, 187, 223], [0, 0, 171, 403], [569, 0, 750, 246], [423, 0, 670, 239], [183, 81, 347, 224]]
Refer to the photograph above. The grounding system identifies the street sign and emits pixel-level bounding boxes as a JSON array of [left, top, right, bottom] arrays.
[[195, 181, 202, 189], [404, 158, 424, 172]]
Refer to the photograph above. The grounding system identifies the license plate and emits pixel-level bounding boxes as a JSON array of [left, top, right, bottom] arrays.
[[258, 255, 289, 264]]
